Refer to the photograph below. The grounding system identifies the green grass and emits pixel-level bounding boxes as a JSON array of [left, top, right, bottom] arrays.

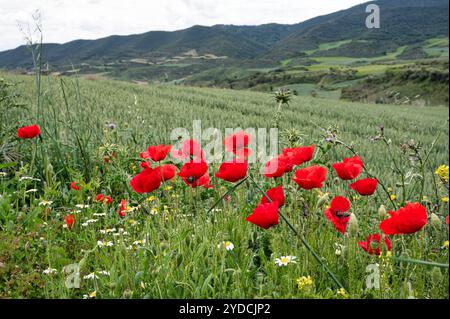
[[0, 72, 448, 299]]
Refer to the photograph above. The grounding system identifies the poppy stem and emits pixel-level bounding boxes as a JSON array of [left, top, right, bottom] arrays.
[[206, 177, 249, 214], [248, 174, 345, 290]]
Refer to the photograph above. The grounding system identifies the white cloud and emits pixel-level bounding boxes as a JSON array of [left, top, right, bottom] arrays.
[[0, 0, 368, 51]]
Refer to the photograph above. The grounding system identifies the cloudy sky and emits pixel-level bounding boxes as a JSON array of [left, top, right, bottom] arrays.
[[0, 0, 368, 51]]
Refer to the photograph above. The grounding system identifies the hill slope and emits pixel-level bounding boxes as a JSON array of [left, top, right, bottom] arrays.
[[0, 0, 448, 69]]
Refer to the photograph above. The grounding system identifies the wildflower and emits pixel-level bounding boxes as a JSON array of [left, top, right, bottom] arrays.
[[442, 197, 449, 203], [443, 241, 449, 249], [88, 291, 97, 298], [337, 288, 349, 299], [70, 182, 81, 191], [163, 186, 173, 191], [435, 165, 449, 183], [97, 270, 110, 276], [275, 256, 297, 267], [141, 144, 172, 162], [0, 172, 7, 177], [83, 273, 99, 280], [224, 131, 251, 157], [390, 194, 397, 201], [150, 208, 159, 215], [17, 124, 41, 139], [260, 185, 285, 207], [97, 240, 113, 248], [325, 196, 351, 235], [379, 202, 427, 235], [130, 164, 176, 194], [297, 276, 314, 290], [245, 202, 279, 229], [75, 204, 90, 209], [65, 214, 74, 229], [42, 268, 58, 275], [146, 196, 157, 202], [350, 178, 378, 196], [216, 160, 248, 183], [332, 156, 364, 181], [95, 194, 112, 204], [93, 213, 106, 217], [182, 139, 204, 159], [178, 160, 209, 185], [100, 228, 116, 234], [358, 234, 392, 256], [292, 165, 328, 190], [264, 157, 289, 178], [218, 241, 235, 251], [39, 200, 53, 206], [118, 200, 127, 218], [282, 145, 315, 167]]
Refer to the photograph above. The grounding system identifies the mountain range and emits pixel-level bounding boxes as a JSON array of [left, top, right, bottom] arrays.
[[0, 0, 448, 70]]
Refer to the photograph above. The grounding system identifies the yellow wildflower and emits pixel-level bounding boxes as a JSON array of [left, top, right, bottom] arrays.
[[390, 194, 397, 201], [435, 165, 449, 183], [297, 276, 314, 290], [441, 197, 449, 203], [443, 241, 449, 249], [146, 196, 156, 202], [163, 186, 173, 191], [337, 288, 349, 299]]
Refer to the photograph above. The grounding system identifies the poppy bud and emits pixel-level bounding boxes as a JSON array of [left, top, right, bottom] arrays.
[[430, 213, 442, 229], [431, 267, 443, 285], [378, 205, 388, 220], [348, 213, 359, 235]]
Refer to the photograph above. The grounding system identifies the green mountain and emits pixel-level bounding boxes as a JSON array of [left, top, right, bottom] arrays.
[[0, 0, 447, 69]]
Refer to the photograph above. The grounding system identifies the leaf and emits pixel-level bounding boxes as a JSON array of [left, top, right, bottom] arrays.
[[0, 162, 17, 170]]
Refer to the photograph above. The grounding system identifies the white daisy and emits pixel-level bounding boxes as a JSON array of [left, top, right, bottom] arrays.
[[218, 241, 235, 251], [75, 204, 90, 209], [42, 268, 58, 275], [97, 270, 110, 276], [83, 273, 99, 280], [275, 256, 297, 267]]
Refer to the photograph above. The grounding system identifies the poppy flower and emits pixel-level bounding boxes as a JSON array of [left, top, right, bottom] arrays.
[[130, 168, 162, 194], [154, 164, 177, 182], [70, 181, 81, 191], [358, 234, 392, 256], [65, 214, 74, 229], [216, 160, 248, 183], [96, 194, 112, 204], [183, 139, 203, 158], [264, 157, 289, 178], [118, 200, 127, 218], [178, 160, 208, 184], [245, 202, 279, 229], [292, 165, 328, 190], [182, 173, 213, 189], [17, 124, 41, 139], [379, 202, 427, 235], [146, 144, 172, 162], [260, 185, 285, 207], [282, 145, 315, 167], [325, 196, 351, 234], [332, 156, 364, 180], [224, 131, 251, 157], [350, 178, 378, 196]]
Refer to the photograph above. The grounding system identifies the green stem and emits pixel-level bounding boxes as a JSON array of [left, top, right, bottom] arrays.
[[392, 257, 449, 269], [206, 177, 249, 214]]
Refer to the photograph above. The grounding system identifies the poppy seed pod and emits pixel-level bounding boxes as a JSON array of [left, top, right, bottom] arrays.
[[378, 205, 388, 220]]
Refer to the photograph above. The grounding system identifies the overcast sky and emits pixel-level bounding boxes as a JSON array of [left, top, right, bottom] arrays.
[[0, 0, 368, 51]]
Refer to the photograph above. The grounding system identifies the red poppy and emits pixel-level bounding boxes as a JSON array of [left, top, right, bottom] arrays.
[[292, 165, 328, 190], [216, 160, 248, 183], [118, 200, 127, 218], [446, 215, 449, 225], [260, 185, 285, 207], [182, 173, 213, 189], [282, 145, 315, 167], [325, 196, 351, 234], [155, 164, 177, 182], [146, 144, 172, 162], [140, 162, 152, 169], [350, 178, 378, 196], [246, 202, 279, 229], [264, 157, 289, 178], [178, 160, 209, 184], [17, 124, 41, 139], [224, 131, 251, 156], [96, 194, 113, 204], [130, 167, 162, 194], [183, 139, 203, 158], [379, 202, 427, 235], [332, 156, 364, 180], [70, 181, 81, 191], [65, 214, 74, 229], [358, 234, 392, 256]]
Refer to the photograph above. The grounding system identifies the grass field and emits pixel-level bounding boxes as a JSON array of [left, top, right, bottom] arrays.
[[0, 72, 449, 299]]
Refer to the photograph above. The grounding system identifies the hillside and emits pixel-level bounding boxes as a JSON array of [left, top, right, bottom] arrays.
[[0, 0, 448, 69]]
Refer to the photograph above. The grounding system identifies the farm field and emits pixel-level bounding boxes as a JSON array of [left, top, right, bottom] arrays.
[[0, 72, 449, 299]]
